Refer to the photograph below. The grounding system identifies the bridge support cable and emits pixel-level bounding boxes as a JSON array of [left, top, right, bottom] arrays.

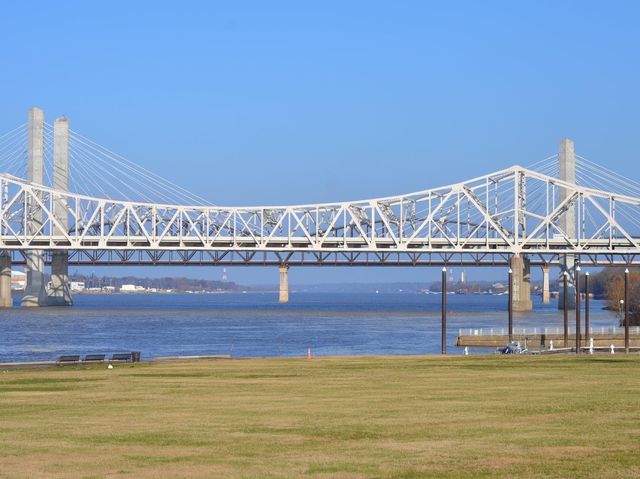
[[66, 129, 211, 206], [576, 154, 640, 198], [526, 153, 559, 175], [0, 123, 28, 179], [575, 155, 640, 238]]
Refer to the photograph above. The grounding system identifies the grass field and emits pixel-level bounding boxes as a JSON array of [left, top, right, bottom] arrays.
[[1, 355, 639, 478]]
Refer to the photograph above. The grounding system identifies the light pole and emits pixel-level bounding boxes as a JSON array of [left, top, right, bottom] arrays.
[[563, 271, 569, 348], [441, 267, 447, 355], [508, 268, 513, 343], [585, 272, 590, 344], [624, 268, 629, 353], [575, 266, 581, 354]]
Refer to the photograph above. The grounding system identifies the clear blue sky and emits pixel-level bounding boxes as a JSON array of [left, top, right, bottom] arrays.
[[1, 1, 639, 285]]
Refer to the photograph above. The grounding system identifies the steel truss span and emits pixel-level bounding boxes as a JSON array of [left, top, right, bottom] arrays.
[[2, 165, 640, 265], [4, 250, 640, 267]]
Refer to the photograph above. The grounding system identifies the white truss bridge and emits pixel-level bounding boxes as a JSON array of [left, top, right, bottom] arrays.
[[1, 120, 640, 267]]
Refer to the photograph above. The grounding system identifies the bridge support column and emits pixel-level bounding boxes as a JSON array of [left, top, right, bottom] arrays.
[[50, 253, 72, 305], [558, 138, 576, 310], [279, 265, 289, 303], [0, 252, 12, 308], [22, 107, 47, 308], [542, 265, 550, 304], [510, 254, 532, 312], [49, 117, 72, 306]]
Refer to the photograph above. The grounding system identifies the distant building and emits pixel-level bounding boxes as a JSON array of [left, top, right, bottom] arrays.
[[11, 270, 26, 291], [120, 284, 145, 292], [69, 281, 85, 292]]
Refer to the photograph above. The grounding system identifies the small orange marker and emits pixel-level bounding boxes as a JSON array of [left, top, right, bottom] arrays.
[[307, 347, 312, 360]]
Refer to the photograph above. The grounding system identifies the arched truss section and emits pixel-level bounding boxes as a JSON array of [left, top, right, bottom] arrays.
[[2, 165, 640, 266]]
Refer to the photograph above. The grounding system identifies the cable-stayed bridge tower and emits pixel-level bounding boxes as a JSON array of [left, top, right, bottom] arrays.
[[19, 108, 72, 306], [49, 116, 72, 305], [558, 139, 577, 310], [21, 108, 47, 307]]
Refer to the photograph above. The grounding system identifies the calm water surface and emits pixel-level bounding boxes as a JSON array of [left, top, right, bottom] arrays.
[[0, 292, 619, 362]]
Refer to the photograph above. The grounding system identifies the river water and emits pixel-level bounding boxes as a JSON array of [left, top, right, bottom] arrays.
[[0, 292, 619, 362]]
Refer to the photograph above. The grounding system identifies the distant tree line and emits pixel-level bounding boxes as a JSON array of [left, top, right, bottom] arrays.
[[426, 268, 639, 326], [69, 273, 239, 292]]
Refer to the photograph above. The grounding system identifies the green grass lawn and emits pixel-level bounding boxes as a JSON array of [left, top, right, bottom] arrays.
[[1, 355, 639, 478]]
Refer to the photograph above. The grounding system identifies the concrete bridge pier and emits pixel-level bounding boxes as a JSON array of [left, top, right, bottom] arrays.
[[48, 117, 72, 306], [542, 264, 550, 304], [21, 253, 47, 307], [0, 252, 12, 308], [49, 253, 72, 306], [510, 254, 532, 312], [558, 261, 577, 310], [279, 265, 289, 303], [21, 107, 47, 308]]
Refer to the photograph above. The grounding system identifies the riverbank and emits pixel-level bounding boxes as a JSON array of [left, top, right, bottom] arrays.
[[1, 355, 638, 478]]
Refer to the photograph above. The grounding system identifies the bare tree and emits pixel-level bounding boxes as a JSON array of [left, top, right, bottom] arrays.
[[606, 270, 640, 326]]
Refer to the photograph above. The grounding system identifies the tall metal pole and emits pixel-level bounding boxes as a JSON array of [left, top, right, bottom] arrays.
[[585, 272, 590, 343], [575, 266, 581, 354], [563, 271, 569, 348], [508, 268, 513, 343], [441, 267, 447, 355], [624, 268, 629, 354]]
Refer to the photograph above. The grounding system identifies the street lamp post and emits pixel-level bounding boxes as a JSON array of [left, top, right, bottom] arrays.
[[563, 271, 569, 348], [442, 267, 447, 355], [508, 268, 513, 343], [575, 266, 581, 354], [585, 272, 590, 344], [624, 268, 629, 353]]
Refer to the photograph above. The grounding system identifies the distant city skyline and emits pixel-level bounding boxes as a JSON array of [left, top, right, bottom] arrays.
[[2, 1, 639, 284]]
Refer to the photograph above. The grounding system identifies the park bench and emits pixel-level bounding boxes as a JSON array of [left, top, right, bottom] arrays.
[[57, 355, 81, 365], [83, 354, 106, 363], [111, 353, 133, 362]]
